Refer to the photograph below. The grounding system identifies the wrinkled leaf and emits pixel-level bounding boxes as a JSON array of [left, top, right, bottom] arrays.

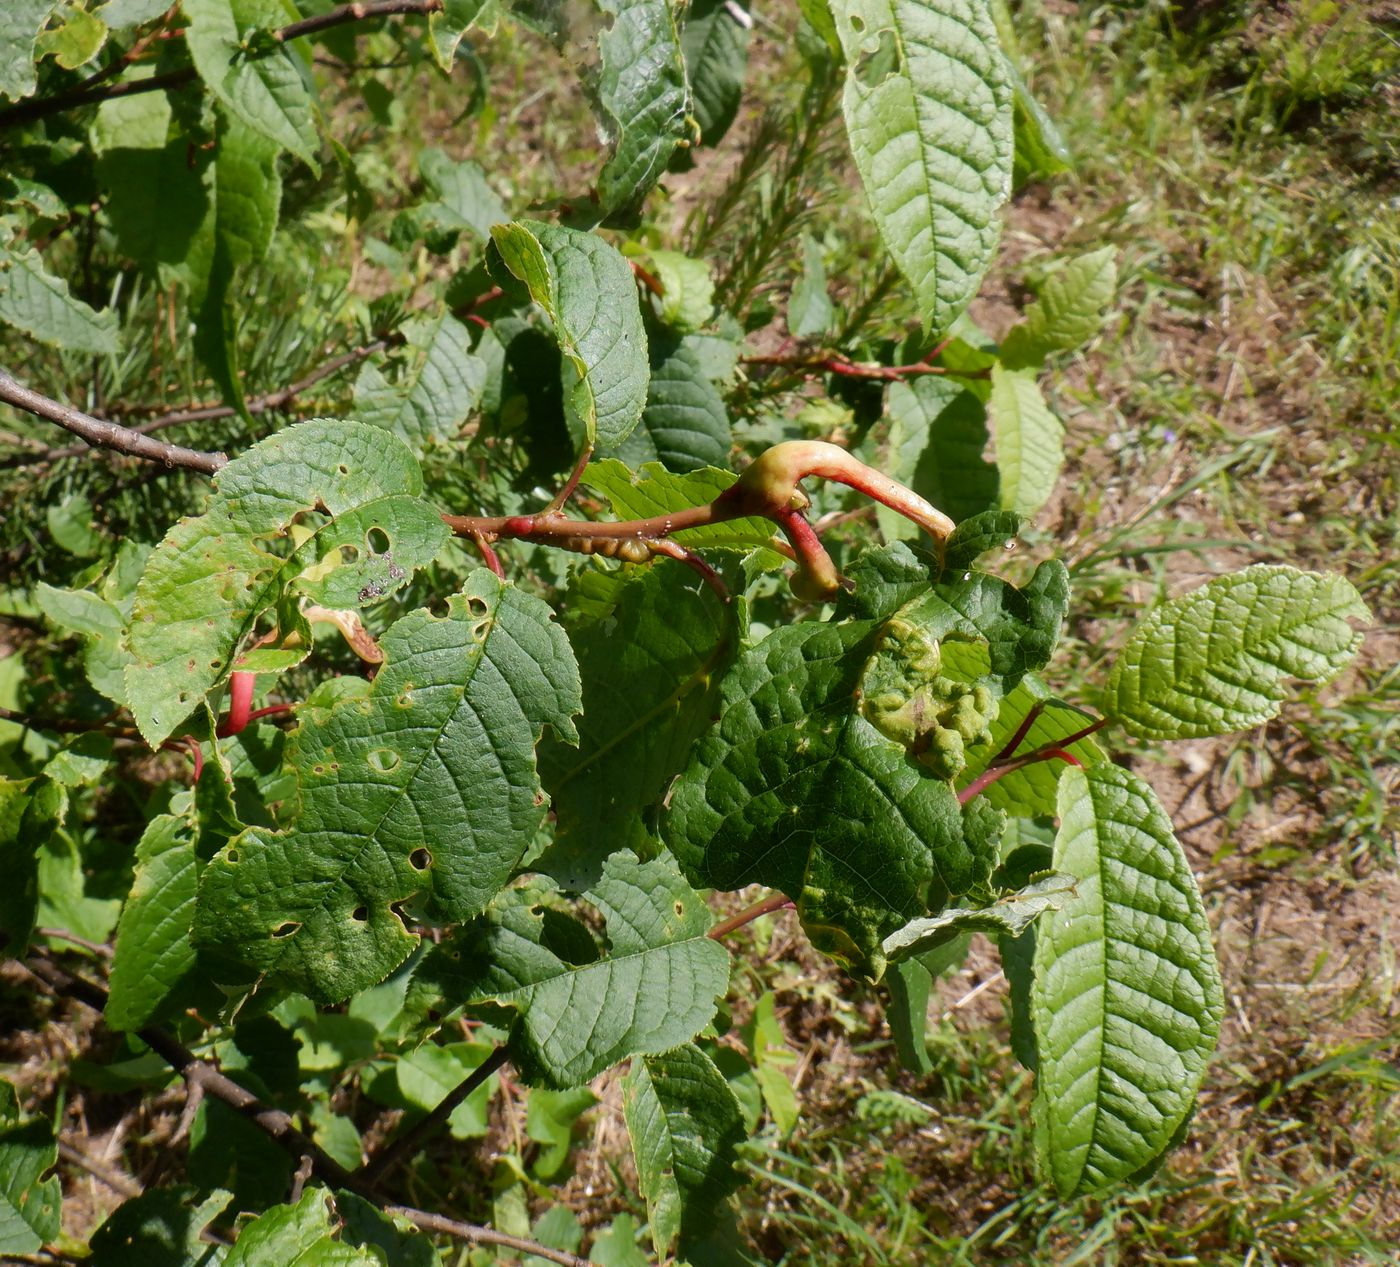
[[988, 362, 1061, 518]]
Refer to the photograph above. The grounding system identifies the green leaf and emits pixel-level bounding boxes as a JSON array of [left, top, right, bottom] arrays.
[[88, 1187, 233, 1267], [490, 220, 650, 448], [581, 459, 780, 555], [107, 813, 199, 1031], [527, 1086, 597, 1178], [678, 0, 750, 149], [35, 582, 132, 708], [647, 250, 715, 334], [0, 1084, 61, 1256], [623, 1043, 745, 1257], [1032, 764, 1223, 1196], [396, 1042, 500, 1138], [595, 0, 694, 214], [0, 1, 57, 100], [882, 377, 995, 534], [0, 777, 65, 958], [125, 419, 449, 747], [833, 0, 1013, 334], [0, 244, 120, 354], [1009, 59, 1072, 186], [539, 561, 737, 871], [353, 312, 486, 449], [95, 0, 172, 30], [418, 148, 508, 240], [665, 618, 1005, 976], [788, 233, 834, 338], [427, 0, 498, 70], [883, 872, 1076, 959], [184, 0, 320, 168], [35, 2, 107, 69], [988, 362, 1061, 518], [939, 508, 1020, 574], [334, 1194, 435, 1267], [1000, 247, 1117, 369], [1106, 565, 1369, 741], [884, 958, 933, 1073], [195, 574, 580, 1003], [603, 338, 731, 472], [430, 852, 730, 1087], [222, 1188, 380, 1267]]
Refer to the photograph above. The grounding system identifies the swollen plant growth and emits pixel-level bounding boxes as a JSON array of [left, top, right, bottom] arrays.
[[0, 0, 1370, 1262]]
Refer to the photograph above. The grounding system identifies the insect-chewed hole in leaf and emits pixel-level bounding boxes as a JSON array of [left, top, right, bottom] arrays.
[[428, 595, 450, 619], [338, 544, 361, 564], [337, 464, 349, 475], [466, 595, 490, 617], [367, 747, 401, 774], [410, 847, 432, 870], [470, 619, 491, 642], [854, 28, 901, 90], [367, 526, 391, 554], [271, 921, 300, 938], [674, 900, 685, 917], [351, 906, 368, 922], [389, 899, 415, 929], [396, 690, 414, 708], [850, 13, 864, 31], [225, 849, 239, 863]]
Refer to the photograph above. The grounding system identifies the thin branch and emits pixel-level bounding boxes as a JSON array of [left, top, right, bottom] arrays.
[[21, 954, 586, 1267], [57, 1140, 143, 1199], [0, 370, 227, 474], [0, 705, 136, 737], [7, 340, 388, 469], [360, 1047, 509, 1185], [708, 892, 794, 941], [0, 1, 445, 132], [37, 927, 113, 959]]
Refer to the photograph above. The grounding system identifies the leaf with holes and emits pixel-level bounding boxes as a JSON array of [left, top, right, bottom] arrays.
[[193, 572, 580, 1003], [489, 221, 649, 447], [624, 1043, 746, 1257], [595, 0, 694, 214], [0, 0, 57, 101], [1031, 763, 1223, 1195], [125, 419, 449, 747], [415, 851, 729, 1087], [833, 0, 1013, 334], [1106, 565, 1369, 741]]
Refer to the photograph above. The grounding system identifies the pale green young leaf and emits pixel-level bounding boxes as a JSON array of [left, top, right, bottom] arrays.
[[419, 148, 507, 240], [1032, 764, 1223, 1195], [881, 376, 995, 537], [107, 813, 200, 1031], [648, 250, 714, 333], [603, 339, 732, 472], [664, 618, 1005, 976], [222, 1188, 380, 1267], [427, 0, 499, 70], [581, 459, 780, 555], [489, 220, 649, 447], [353, 312, 486, 449], [194, 574, 581, 1003], [678, 0, 750, 148], [527, 1087, 597, 1178], [1000, 246, 1117, 368], [125, 419, 448, 747], [95, 0, 172, 29], [35, 3, 107, 69], [539, 561, 737, 871], [883, 872, 1075, 959], [1106, 565, 1369, 740], [789, 233, 834, 338], [595, 0, 694, 213], [184, 0, 320, 168], [456, 852, 729, 1087], [35, 582, 132, 708], [0, 1083, 61, 1256], [833, 0, 1013, 334], [0, 245, 119, 354], [0, 1, 58, 100], [395, 1042, 500, 1138], [988, 362, 1061, 517], [623, 1044, 745, 1257]]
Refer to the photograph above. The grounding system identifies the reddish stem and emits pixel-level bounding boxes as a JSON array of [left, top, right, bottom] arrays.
[[245, 703, 295, 724], [162, 735, 204, 782], [631, 262, 665, 298], [957, 748, 1080, 806], [707, 893, 795, 941], [216, 672, 255, 738], [993, 700, 1048, 762], [471, 531, 506, 578], [647, 539, 730, 602]]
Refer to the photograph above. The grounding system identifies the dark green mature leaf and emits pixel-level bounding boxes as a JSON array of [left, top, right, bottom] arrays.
[[221, 1189, 379, 1267], [184, 0, 320, 168], [604, 339, 732, 472], [1106, 565, 1369, 740], [125, 419, 449, 747], [88, 1186, 232, 1267], [0, 0, 56, 100], [195, 572, 581, 1002], [665, 618, 1004, 975], [789, 234, 834, 339], [884, 377, 996, 530], [834, 0, 1013, 334], [540, 561, 737, 872], [882, 872, 1075, 959], [988, 363, 1061, 518], [939, 509, 1021, 575], [353, 312, 486, 449], [678, 0, 750, 150], [431, 852, 730, 1087], [0, 1081, 60, 1256], [1032, 764, 1223, 1196], [490, 220, 649, 447], [0, 244, 120, 353], [595, 0, 694, 214], [0, 777, 65, 958], [107, 813, 199, 1031], [623, 1044, 745, 1257]]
